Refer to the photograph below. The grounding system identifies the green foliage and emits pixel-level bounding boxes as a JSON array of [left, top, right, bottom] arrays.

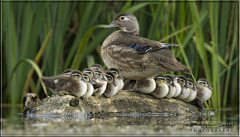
[[3, 1, 238, 109]]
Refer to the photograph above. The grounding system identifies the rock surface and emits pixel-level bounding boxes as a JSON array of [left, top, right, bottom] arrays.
[[23, 90, 200, 116]]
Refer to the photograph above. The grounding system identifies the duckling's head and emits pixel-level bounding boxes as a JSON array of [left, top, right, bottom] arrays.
[[91, 64, 105, 75], [106, 13, 139, 35], [83, 68, 98, 80], [83, 73, 95, 84], [187, 78, 197, 91], [108, 68, 123, 80], [177, 75, 189, 88], [62, 69, 73, 76], [154, 75, 167, 84], [105, 71, 117, 86], [197, 78, 213, 90], [71, 70, 86, 82], [94, 70, 107, 82], [165, 74, 176, 87]]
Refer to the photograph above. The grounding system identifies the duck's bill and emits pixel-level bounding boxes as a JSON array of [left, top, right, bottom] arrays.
[[112, 81, 117, 86], [208, 85, 213, 90], [101, 77, 108, 82], [89, 79, 95, 84], [105, 21, 119, 28], [193, 86, 198, 91], [184, 84, 189, 88], [117, 75, 123, 80], [171, 82, 176, 87], [81, 78, 86, 82], [92, 75, 98, 80]]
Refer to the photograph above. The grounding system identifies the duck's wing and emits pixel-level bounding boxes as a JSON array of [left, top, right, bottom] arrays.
[[106, 36, 181, 55]]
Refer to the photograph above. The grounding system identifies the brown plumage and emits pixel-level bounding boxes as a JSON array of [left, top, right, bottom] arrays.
[[102, 13, 191, 80]]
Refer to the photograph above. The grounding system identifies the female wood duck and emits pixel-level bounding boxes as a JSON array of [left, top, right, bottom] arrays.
[[103, 71, 119, 97], [164, 74, 176, 98], [93, 70, 108, 96], [151, 75, 169, 98], [177, 75, 190, 100], [108, 68, 124, 91], [41, 70, 87, 97], [184, 78, 197, 102], [102, 13, 191, 91], [196, 78, 213, 103], [82, 73, 95, 98]]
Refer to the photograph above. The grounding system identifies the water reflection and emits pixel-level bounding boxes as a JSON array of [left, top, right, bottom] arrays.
[[2, 106, 239, 135]]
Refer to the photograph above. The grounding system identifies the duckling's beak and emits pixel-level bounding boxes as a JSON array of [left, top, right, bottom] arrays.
[[81, 77, 86, 82], [112, 80, 117, 86], [166, 83, 170, 87], [184, 84, 189, 88], [193, 86, 198, 91], [117, 75, 123, 80], [89, 79, 95, 84], [208, 85, 213, 90], [92, 75, 98, 80], [101, 77, 107, 82], [171, 82, 176, 87], [105, 21, 119, 28]]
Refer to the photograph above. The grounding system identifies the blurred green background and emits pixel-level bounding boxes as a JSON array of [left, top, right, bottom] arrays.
[[2, 1, 239, 109]]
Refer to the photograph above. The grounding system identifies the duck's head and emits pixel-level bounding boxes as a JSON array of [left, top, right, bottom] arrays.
[[105, 71, 117, 86], [154, 75, 167, 85], [106, 13, 139, 35], [108, 68, 123, 80], [91, 64, 105, 75], [187, 78, 197, 91], [197, 78, 213, 90], [83, 68, 98, 80], [165, 74, 176, 87], [70, 70, 86, 82], [177, 75, 189, 88], [83, 73, 95, 84], [94, 70, 107, 82]]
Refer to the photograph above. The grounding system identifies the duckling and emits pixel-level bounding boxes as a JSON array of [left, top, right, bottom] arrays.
[[91, 64, 105, 74], [82, 73, 95, 98], [136, 78, 156, 94], [102, 13, 191, 91], [41, 70, 87, 97], [164, 74, 176, 98], [93, 70, 108, 96], [177, 75, 190, 100], [197, 78, 213, 103], [103, 71, 119, 97], [151, 75, 169, 98], [172, 75, 181, 97], [183, 78, 197, 102], [108, 68, 124, 91]]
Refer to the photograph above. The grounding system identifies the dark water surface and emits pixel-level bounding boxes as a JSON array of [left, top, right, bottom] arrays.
[[1, 106, 239, 135]]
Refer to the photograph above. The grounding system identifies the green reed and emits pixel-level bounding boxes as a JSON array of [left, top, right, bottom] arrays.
[[3, 1, 238, 109]]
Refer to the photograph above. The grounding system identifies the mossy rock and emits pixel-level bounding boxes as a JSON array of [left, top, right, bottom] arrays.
[[23, 90, 200, 116]]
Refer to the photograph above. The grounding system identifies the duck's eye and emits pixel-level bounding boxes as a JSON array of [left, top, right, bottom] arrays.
[[87, 72, 91, 74], [119, 16, 125, 20], [84, 77, 88, 79]]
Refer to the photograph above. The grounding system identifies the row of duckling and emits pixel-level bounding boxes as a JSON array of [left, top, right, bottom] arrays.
[[41, 64, 124, 98], [134, 74, 213, 104]]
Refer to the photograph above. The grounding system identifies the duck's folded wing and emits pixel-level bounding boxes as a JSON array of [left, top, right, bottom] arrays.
[[106, 36, 181, 54]]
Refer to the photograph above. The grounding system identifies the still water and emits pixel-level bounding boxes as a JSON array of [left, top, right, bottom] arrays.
[[1, 106, 239, 135]]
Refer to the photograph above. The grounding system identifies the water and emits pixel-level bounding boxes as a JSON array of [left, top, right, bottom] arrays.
[[1, 106, 239, 135]]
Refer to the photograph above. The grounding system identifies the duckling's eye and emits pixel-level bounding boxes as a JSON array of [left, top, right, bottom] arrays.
[[113, 72, 117, 74], [180, 80, 184, 82], [203, 82, 207, 84], [87, 72, 91, 74], [119, 16, 125, 20], [84, 76, 88, 79]]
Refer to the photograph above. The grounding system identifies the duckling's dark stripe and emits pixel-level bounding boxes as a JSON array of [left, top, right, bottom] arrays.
[[123, 43, 151, 52]]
